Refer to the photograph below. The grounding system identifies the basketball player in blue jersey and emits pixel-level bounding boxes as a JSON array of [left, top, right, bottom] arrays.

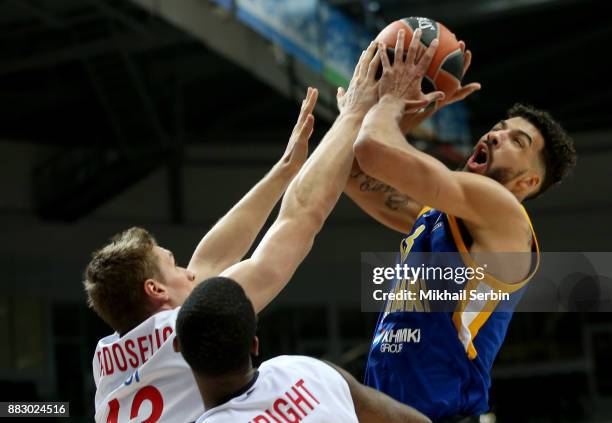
[[346, 30, 577, 421]]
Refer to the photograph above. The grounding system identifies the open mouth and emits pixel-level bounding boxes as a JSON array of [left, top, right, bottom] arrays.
[[467, 143, 489, 173]]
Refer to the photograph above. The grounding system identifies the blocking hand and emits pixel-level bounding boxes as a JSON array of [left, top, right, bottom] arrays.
[[337, 41, 382, 117], [281, 87, 318, 173]]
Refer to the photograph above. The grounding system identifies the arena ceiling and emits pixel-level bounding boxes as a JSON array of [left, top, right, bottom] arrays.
[[0, 0, 612, 145], [0, 0, 609, 220], [334, 0, 611, 133], [0, 0, 302, 149], [1, 0, 610, 147]]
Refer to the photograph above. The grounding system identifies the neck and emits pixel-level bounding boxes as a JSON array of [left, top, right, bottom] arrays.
[[196, 367, 256, 409], [155, 303, 174, 313], [508, 187, 527, 203]]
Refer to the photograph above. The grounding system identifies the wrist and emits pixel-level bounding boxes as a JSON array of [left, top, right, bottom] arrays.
[[338, 109, 367, 122], [274, 158, 300, 179], [379, 94, 405, 111], [375, 95, 406, 124]]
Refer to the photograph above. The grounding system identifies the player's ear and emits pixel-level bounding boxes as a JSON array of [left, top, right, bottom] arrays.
[[172, 336, 180, 353], [143, 278, 168, 302], [251, 336, 259, 357], [517, 172, 540, 197]]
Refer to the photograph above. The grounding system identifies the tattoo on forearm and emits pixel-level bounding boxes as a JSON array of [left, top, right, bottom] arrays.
[[351, 169, 411, 211], [385, 193, 410, 211], [351, 169, 393, 193]]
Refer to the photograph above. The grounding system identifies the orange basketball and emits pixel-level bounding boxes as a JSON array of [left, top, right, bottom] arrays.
[[375, 17, 464, 98]]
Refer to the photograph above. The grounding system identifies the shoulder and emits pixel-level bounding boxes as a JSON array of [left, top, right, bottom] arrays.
[[461, 209, 533, 252], [260, 355, 347, 385], [131, 308, 180, 334], [154, 307, 181, 324], [260, 355, 324, 372], [95, 332, 120, 349]]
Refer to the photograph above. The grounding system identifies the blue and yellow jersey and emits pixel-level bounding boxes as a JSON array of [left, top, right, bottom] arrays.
[[364, 207, 540, 421]]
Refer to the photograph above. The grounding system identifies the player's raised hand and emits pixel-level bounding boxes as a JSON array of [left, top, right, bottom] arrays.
[[337, 40, 381, 117], [377, 28, 445, 106], [281, 87, 318, 174], [398, 40, 481, 134]]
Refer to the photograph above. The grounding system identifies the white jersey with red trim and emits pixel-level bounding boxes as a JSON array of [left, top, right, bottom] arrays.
[[92, 308, 204, 423], [195, 355, 358, 423]]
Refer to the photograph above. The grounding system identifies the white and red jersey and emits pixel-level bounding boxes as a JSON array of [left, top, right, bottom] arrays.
[[195, 355, 358, 423], [92, 308, 204, 423]]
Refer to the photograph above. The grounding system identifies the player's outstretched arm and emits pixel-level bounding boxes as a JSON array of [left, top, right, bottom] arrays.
[[327, 362, 431, 423], [187, 88, 318, 282], [353, 32, 527, 245], [220, 42, 388, 313]]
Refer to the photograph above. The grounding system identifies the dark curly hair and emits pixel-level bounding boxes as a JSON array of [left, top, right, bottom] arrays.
[[176, 277, 257, 376], [507, 104, 576, 200]]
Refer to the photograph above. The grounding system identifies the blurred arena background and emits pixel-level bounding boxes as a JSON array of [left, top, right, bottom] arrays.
[[1, 0, 611, 421]]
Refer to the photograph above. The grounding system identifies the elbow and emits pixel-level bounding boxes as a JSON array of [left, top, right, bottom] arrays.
[[300, 207, 326, 236], [353, 129, 382, 177], [283, 192, 327, 235], [283, 181, 329, 233]]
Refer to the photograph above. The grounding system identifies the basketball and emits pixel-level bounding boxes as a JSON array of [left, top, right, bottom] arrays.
[[375, 16, 465, 98]]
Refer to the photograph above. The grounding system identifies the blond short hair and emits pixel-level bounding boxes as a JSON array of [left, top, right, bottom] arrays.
[[84, 227, 160, 334]]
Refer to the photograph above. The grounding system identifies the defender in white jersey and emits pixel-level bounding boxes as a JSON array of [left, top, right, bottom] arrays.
[[86, 88, 319, 422], [93, 309, 194, 422], [197, 355, 358, 423], [175, 278, 430, 423]]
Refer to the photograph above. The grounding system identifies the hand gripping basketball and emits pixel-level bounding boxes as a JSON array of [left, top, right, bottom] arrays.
[[377, 28, 445, 109]]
